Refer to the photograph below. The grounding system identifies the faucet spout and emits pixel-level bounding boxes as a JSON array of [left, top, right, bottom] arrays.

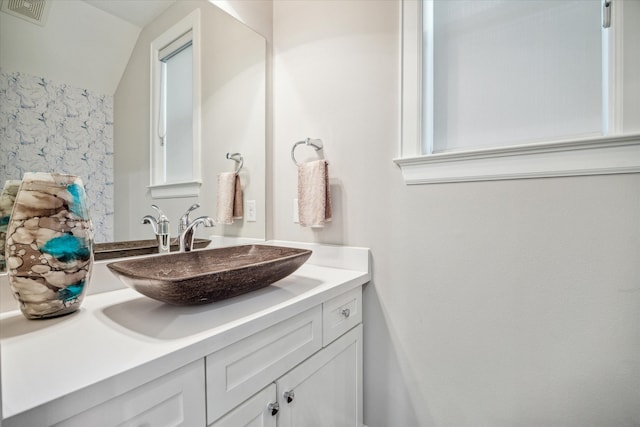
[[141, 215, 158, 235], [179, 216, 215, 252], [142, 205, 170, 254]]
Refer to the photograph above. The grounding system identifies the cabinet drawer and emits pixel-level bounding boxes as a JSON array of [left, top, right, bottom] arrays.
[[322, 286, 362, 346], [206, 305, 322, 424]]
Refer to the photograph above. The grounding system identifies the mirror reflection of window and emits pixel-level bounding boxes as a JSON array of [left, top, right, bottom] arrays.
[[160, 36, 194, 183], [149, 9, 201, 198]]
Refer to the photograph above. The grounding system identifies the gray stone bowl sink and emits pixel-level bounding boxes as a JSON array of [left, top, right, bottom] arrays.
[[106, 245, 312, 305]]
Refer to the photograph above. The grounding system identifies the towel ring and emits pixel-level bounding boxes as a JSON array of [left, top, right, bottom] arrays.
[[226, 152, 243, 173], [291, 138, 323, 166]]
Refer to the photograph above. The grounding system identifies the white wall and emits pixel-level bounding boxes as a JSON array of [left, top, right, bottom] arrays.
[[272, 1, 640, 426], [0, 0, 139, 95], [210, 0, 272, 41]]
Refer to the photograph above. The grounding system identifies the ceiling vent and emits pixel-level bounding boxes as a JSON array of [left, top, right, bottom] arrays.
[[1, 0, 51, 26]]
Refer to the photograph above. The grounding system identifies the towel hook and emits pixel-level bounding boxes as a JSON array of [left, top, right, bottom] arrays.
[[226, 152, 243, 173], [291, 138, 323, 166]]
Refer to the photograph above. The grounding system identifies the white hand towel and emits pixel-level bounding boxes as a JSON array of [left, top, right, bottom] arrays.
[[297, 159, 332, 228], [216, 172, 243, 224]]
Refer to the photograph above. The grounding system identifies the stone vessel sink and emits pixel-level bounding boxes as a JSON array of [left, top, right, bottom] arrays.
[[106, 245, 312, 305]]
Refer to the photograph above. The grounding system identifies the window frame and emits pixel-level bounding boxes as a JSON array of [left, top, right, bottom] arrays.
[[149, 9, 202, 198], [395, 0, 640, 184]]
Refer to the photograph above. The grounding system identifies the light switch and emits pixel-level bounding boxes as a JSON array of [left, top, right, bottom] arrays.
[[246, 200, 256, 222]]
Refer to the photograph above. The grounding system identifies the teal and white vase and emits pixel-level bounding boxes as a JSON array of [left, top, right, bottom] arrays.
[[0, 180, 21, 272], [5, 173, 94, 319]]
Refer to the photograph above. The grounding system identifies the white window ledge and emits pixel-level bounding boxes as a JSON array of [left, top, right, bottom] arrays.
[[394, 134, 640, 184], [148, 180, 201, 199]]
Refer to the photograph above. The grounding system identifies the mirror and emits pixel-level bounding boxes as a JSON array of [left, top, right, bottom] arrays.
[[0, 0, 266, 246]]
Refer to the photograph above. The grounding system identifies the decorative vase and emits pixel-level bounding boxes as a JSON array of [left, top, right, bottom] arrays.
[[0, 180, 21, 272], [5, 173, 94, 319]]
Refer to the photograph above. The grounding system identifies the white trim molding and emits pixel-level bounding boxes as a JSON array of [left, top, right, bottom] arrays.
[[398, 0, 639, 185], [148, 180, 202, 198], [394, 134, 640, 184], [400, 0, 422, 158]]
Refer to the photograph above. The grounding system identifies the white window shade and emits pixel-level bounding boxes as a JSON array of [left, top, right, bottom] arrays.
[[163, 44, 194, 183], [429, 1, 603, 153]]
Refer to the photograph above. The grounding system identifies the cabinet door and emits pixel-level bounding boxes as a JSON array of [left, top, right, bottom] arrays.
[[276, 325, 362, 427], [51, 360, 206, 427], [210, 384, 277, 427]]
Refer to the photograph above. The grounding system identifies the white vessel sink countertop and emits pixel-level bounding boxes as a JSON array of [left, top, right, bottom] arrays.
[[0, 240, 370, 423]]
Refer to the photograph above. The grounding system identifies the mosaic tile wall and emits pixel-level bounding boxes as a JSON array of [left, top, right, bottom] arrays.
[[0, 69, 114, 242]]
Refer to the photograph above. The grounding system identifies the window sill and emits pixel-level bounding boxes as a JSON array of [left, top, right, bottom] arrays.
[[394, 134, 640, 184], [148, 180, 202, 199]]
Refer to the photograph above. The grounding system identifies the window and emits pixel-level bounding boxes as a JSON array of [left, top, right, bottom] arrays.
[[149, 10, 201, 198], [396, 0, 640, 184]]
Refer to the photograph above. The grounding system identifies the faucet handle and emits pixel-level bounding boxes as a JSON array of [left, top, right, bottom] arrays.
[[179, 203, 201, 231], [179, 216, 215, 252], [150, 205, 169, 236], [151, 204, 169, 222], [141, 205, 170, 241]]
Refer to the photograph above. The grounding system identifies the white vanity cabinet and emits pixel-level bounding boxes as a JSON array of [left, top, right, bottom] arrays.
[[1, 242, 370, 427], [208, 288, 363, 427], [2, 286, 364, 427], [210, 326, 362, 427]]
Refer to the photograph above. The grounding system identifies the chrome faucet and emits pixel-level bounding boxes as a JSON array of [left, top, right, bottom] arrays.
[[141, 205, 170, 254], [178, 203, 215, 252]]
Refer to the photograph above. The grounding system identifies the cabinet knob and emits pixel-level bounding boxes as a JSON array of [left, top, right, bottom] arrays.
[[268, 402, 279, 416], [341, 308, 351, 318], [283, 390, 295, 403]]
